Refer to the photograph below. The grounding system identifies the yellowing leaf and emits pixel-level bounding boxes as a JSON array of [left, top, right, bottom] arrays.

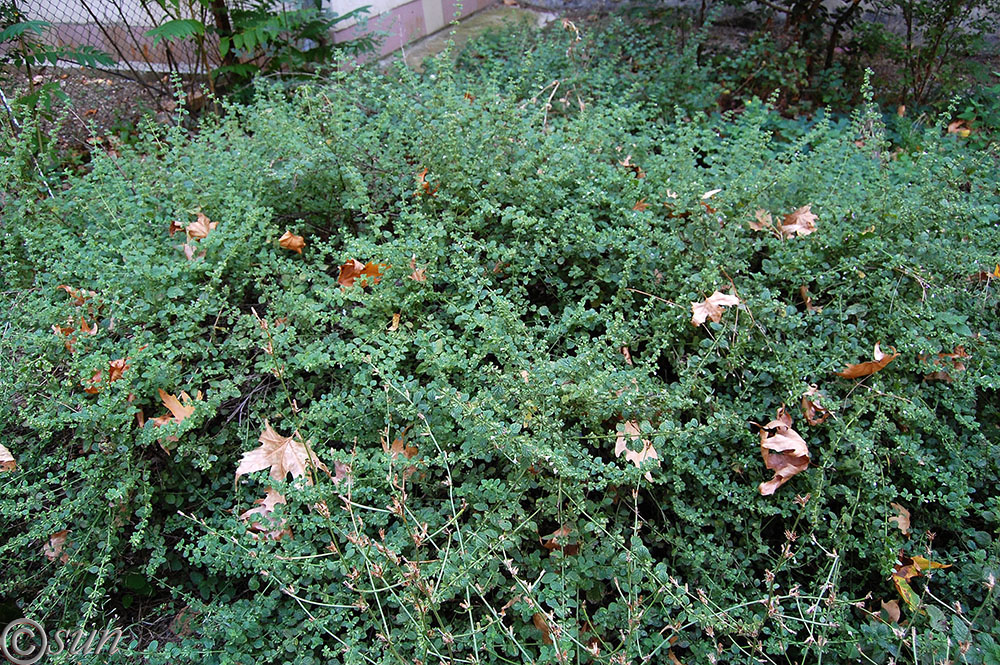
[[754, 407, 810, 496], [892, 555, 951, 610], [780, 205, 818, 238], [236, 421, 329, 484], [0, 443, 15, 472], [889, 503, 911, 535], [614, 420, 659, 481], [691, 291, 741, 326], [279, 231, 305, 254], [835, 342, 898, 379]]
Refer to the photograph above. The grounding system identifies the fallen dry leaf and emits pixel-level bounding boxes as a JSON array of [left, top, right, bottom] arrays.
[[835, 342, 898, 379], [0, 443, 15, 472], [890, 503, 911, 535], [236, 421, 329, 484], [540, 524, 579, 555], [968, 264, 1000, 283], [169, 607, 200, 637], [57, 285, 98, 306], [801, 384, 832, 426], [168, 220, 185, 236], [151, 388, 200, 427], [408, 256, 427, 282], [701, 188, 722, 200], [239, 487, 292, 541], [388, 313, 401, 332], [780, 205, 818, 238], [691, 291, 741, 326], [619, 155, 645, 179], [615, 420, 659, 481], [43, 530, 71, 564], [753, 407, 810, 496], [186, 212, 217, 239], [750, 209, 773, 232], [947, 120, 971, 138], [800, 285, 821, 313], [533, 612, 553, 645], [415, 168, 438, 197], [881, 599, 901, 624], [622, 346, 633, 365], [633, 198, 649, 212], [338, 259, 387, 288], [922, 346, 969, 383], [108, 357, 130, 382], [279, 231, 305, 254]]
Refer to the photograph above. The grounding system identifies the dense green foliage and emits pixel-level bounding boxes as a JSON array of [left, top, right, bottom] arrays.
[[2, 23, 999, 665]]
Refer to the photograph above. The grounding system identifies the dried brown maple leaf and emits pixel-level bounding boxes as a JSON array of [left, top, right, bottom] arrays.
[[881, 599, 901, 624], [167, 220, 185, 237], [691, 291, 741, 326], [339, 259, 387, 288], [750, 209, 773, 232], [889, 503, 911, 535], [835, 342, 898, 379], [968, 264, 1000, 283], [615, 420, 659, 481], [236, 421, 329, 484], [58, 285, 97, 306], [414, 168, 438, 197], [151, 389, 200, 427], [239, 487, 292, 541], [633, 198, 649, 212], [618, 155, 645, 179], [947, 120, 971, 137], [279, 231, 305, 254], [108, 357, 129, 382], [801, 384, 832, 426], [383, 426, 418, 460], [780, 205, 818, 238], [922, 346, 969, 383], [186, 212, 217, 239], [799, 285, 821, 313], [533, 612, 553, 645], [540, 524, 580, 555], [43, 530, 71, 564], [408, 256, 427, 282], [0, 443, 15, 472], [753, 407, 810, 496]]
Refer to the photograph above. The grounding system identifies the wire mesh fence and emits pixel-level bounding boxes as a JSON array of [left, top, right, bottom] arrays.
[[20, 0, 205, 78]]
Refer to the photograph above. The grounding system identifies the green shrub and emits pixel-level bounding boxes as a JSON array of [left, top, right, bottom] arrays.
[[1, 55, 998, 665]]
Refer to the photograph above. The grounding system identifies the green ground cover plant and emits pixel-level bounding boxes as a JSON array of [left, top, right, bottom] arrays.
[[1, 24, 999, 665]]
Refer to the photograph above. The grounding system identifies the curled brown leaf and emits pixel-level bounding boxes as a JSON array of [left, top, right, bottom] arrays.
[[834, 342, 898, 379]]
